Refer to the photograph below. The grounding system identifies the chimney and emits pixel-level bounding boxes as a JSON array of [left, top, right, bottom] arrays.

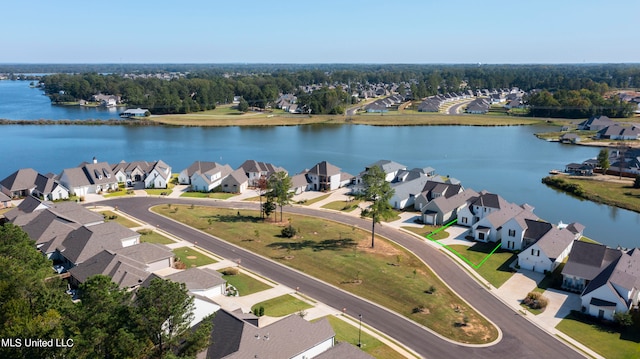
[[93, 157, 97, 164]]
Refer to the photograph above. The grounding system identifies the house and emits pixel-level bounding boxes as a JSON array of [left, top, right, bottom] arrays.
[[220, 168, 249, 193], [414, 179, 463, 211], [0, 168, 39, 198], [355, 160, 407, 185], [389, 168, 434, 210], [561, 241, 623, 293], [119, 108, 149, 118], [422, 189, 479, 225], [457, 191, 511, 228], [179, 161, 233, 192], [580, 248, 640, 320], [290, 172, 311, 194], [69, 242, 173, 289], [201, 309, 339, 359], [469, 202, 537, 244], [112, 160, 172, 188], [239, 160, 287, 186], [596, 124, 640, 140], [59, 158, 119, 196], [564, 163, 593, 176], [577, 115, 615, 131], [306, 161, 344, 191], [33, 173, 69, 200], [516, 224, 579, 273], [92, 94, 120, 107], [165, 267, 227, 297], [0, 192, 11, 208]]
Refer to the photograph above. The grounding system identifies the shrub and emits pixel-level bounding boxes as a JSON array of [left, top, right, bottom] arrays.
[[523, 291, 548, 310], [614, 311, 634, 327], [412, 305, 425, 314], [258, 306, 264, 316], [281, 225, 297, 238], [221, 268, 239, 276]]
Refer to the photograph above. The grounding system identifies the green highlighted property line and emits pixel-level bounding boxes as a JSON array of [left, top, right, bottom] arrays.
[[425, 219, 501, 269]]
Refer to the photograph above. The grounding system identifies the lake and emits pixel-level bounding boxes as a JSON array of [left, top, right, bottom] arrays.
[[1, 80, 638, 248]]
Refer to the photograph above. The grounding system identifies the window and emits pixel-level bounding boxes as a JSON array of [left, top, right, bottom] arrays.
[[508, 229, 516, 237], [461, 217, 468, 224], [531, 248, 540, 256], [507, 241, 514, 249], [478, 232, 485, 240]]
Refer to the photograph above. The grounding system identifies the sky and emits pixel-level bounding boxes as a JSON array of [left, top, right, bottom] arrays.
[[2, 0, 639, 64]]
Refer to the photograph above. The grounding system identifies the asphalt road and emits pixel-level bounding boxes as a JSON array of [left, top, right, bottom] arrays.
[[103, 197, 584, 359]]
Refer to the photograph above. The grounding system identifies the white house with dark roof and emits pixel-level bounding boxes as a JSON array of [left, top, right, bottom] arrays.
[[457, 191, 510, 228], [0, 192, 11, 208], [306, 161, 349, 191], [59, 158, 118, 196], [239, 159, 287, 186], [561, 241, 623, 293], [580, 248, 640, 320], [220, 168, 249, 193], [33, 173, 69, 200], [577, 115, 615, 131], [422, 189, 479, 225], [517, 224, 580, 273], [359, 160, 407, 183], [111, 160, 172, 188], [179, 161, 234, 192], [414, 179, 463, 211], [202, 309, 340, 359], [0, 168, 39, 198]]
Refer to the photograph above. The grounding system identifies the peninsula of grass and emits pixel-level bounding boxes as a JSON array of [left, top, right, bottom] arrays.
[[145, 188, 172, 196], [402, 225, 450, 240], [447, 243, 517, 288], [251, 294, 313, 317], [219, 268, 272, 296], [103, 189, 132, 198], [180, 191, 236, 200], [153, 204, 498, 344], [172, 246, 217, 267], [542, 175, 640, 213], [137, 229, 175, 244], [556, 311, 640, 359], [100, 211, 139, 228], [321, 199, 363, 212], [318, 316, 408, 359], [150, 112, 544, 127]]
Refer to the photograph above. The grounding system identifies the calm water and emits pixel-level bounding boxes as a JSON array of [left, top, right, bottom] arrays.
[[1, 80, 639, 248]]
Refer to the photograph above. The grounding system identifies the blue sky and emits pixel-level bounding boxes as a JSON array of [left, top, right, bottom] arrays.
[[2, 0, 638, 64]]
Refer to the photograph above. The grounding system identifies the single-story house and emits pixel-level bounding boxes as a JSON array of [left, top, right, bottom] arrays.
[[165, 267, 227, 297], [220, 168, 249, 193], [0, 168, 39, 198], [59, 158, 119, 196], [120, 108, 150, 118]]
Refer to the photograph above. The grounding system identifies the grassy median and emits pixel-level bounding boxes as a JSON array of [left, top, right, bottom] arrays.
[[153, 204, 498, 344]]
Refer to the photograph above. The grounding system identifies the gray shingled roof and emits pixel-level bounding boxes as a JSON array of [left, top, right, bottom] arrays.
[[222, 168, 249, 187], [205, 310, 335, 359], [46, 201, 104, 226], [165, 267, 226, 292], [308, 161, 341, 177], [314, 341, 374, 359], [0, 168, 38, 192], [21, 209, 79, 246], [366, 160, 406, 175], [534, 227, 576, 260], [562, 241, 622, 281], [114, 242, 173, 264], [60, 222, 137, 264], [69, 250, 150, 288], [424, 189, 479, 215], [239, 160, 286, 176]]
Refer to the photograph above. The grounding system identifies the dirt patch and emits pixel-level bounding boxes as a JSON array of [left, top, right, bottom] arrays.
[[358, 237, 401, 256], [284, 255, 295, 260], [186, 256, 197, 259]]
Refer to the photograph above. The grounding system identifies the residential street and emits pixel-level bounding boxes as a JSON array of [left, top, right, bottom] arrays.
[[101, 197, 585, 359]]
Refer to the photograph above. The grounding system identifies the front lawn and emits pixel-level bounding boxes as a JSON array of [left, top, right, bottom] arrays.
[[251, 294, 312, 317], [103, 189, 133, 198], [154, 205, 498, 344], [181, 192, 236, 199], [137, 229, 175, 245], [447, 243, 517, 288], [321, 199, 363, 212], [219, 268, 272, 296], [145, 188, 172, 196], [402, 225, 450, 240], [319, 316, 408, 359], [300, 193, 331, 206], [172, 247, 217, 267], [100, 211, 139, 228], [556, 311, 640, 359]]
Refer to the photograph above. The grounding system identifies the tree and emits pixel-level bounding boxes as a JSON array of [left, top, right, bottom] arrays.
[[134, 278, 196, 358], [597, 148, 610, 174], [267, 171, 293, 222], [262, 199, 276, 221], [359, 165, 395, 248], [256, 176, 268, 219], [237, 98, 249, 112]]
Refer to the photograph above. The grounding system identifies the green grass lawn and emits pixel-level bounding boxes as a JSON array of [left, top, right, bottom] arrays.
[[154, 205, 498, 344], [251, 294, 313, 317], [220, 269, 272, 296], [180, 191, 237, 199], [556, 311, 640, 359], [318, 316, 408, 359], [545, 176, 640, 213], [321, 199, 363, 212], [301, 193, 331, 206], [402, 225, 450, 240], [145, 188, 172, 196], [447, 243, 517, 288], [100, 211, 139, 228], [103, 189, 133, 198], [137, 229, 175, 244], [172, 247, 217, 267]]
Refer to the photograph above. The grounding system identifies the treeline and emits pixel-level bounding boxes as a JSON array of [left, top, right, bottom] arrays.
[[527, 89, 636, 118], [37, 63, 640, 115], [0, 223, 211, 359]]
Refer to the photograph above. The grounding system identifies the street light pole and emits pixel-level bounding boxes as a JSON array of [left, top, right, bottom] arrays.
[[358, 314, 362, 347]]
